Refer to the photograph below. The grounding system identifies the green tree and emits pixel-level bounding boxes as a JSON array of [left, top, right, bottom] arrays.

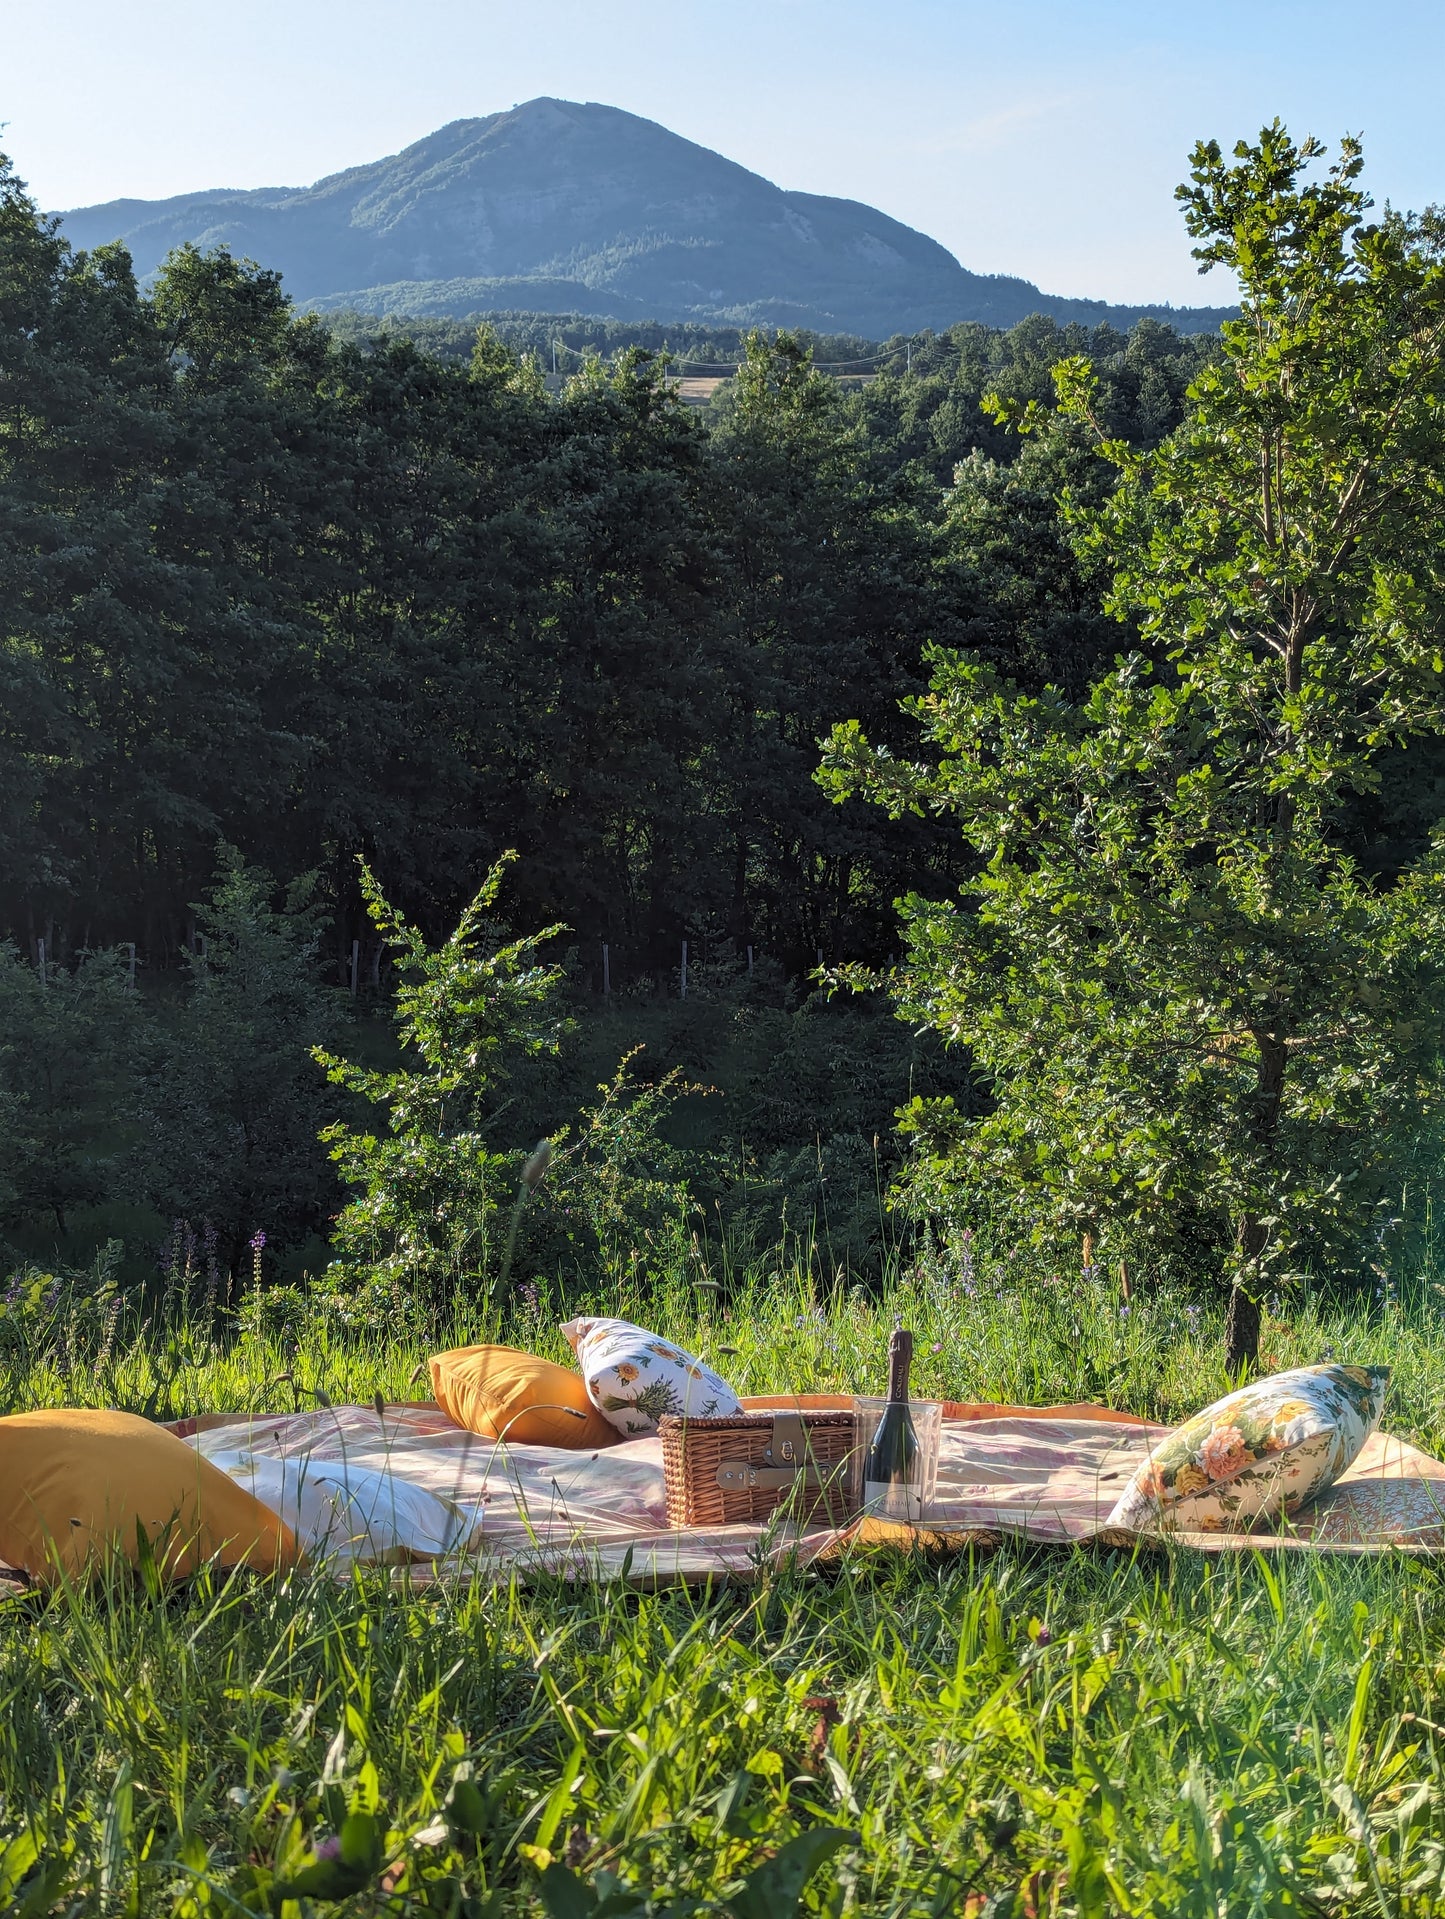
[[0, 945, 139, 1239], [931, 425, 1119, 700], [821, 127, 1445, 1365], [315, 856, 569, 1309], [137, 852, 341, 1277], [706, 331, 944, 964]]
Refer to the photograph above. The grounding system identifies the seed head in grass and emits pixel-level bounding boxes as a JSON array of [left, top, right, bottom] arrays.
[[520, 1140, 553, 1190]]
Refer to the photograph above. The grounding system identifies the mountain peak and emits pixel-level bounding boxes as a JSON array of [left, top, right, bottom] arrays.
[[58, 101, 1233, 337]]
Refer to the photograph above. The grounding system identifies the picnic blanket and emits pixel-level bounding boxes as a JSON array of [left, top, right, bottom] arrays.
[[171, 1397, 1445, 1581]]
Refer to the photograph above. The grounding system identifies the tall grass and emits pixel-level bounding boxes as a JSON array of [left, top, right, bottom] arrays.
[[6, 1238, 1445, 1912]]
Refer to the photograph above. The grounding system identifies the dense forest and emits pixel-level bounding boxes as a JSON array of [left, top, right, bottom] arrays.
[[0, 135, 1217, 1284], [11, 129, 1438, 1322], [2, 145, 1215, 978]]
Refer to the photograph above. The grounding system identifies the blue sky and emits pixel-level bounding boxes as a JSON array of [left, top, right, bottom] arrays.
[[7, 0, 1442, 306]]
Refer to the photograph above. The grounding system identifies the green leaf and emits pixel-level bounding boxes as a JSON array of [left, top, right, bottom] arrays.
[[444, 1777, 494, 1837], [536, 1862, 598, 1919], [270, 1813, 383, 1906], [727, 1826, 857, 1919]]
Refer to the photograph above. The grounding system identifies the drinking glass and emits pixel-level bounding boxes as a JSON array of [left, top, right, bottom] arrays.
[[850, 1396, 942, 1521]]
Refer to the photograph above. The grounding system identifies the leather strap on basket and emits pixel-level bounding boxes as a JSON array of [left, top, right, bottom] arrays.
[[715, 1413, 842, 1493], [716, 1462, 828, 1492]]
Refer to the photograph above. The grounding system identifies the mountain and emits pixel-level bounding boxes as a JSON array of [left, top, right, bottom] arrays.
[[57, 98, 1234, 337]]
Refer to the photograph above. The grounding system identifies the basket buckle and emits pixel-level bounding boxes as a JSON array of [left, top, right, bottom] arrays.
[[715, 1414, 826, 1493], [763, 1413, 808, 1467]]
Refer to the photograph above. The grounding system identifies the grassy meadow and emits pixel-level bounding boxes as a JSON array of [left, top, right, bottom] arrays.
[[6, 1249, 1445, 1916]]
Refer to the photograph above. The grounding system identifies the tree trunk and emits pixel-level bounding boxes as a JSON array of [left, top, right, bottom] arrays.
[[1228, 1026, 1288, 1372], [1225, 1281, 1260, 1372], [1227, 1211, 1269, 1369]]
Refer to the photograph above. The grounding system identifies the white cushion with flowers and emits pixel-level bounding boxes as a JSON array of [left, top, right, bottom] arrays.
[[1106, 1363, 1390, 1536], [559, 1317, 741, 1438]]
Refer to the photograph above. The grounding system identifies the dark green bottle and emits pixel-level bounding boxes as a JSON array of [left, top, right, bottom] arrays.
[[863, 1327, 920, 1520]]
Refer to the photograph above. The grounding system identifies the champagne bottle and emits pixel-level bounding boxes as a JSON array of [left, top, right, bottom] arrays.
[[863, 1327, 921, 1521]]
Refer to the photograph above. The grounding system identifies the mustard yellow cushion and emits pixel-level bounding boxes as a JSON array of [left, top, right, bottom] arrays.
[[0, 1408, 298, 1585], [428, 1346, 617, 1449]]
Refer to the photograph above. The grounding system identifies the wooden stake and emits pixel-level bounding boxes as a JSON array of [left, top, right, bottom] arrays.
[[350, 939, 359, 995], [602, 942, 611, 996], [680, 939, 688, 999]]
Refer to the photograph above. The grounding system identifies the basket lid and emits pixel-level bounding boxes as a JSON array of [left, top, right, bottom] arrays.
[[657, 1408, 854, 1431]]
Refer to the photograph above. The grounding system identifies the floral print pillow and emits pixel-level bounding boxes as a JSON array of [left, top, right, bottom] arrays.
[[560, 1317, 742, 1438], [1106, 1364, 1389, 1536]]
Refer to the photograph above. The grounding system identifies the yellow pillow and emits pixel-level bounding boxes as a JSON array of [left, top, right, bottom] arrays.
[[429, 1346, 617, 1449], [0, 1408, 298, 1586]]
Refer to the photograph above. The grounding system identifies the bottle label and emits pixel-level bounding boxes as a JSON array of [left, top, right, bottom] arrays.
[[863, 1477, 923, 1523]]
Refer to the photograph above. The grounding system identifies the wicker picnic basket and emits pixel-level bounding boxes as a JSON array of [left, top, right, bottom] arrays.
[[659, 1408, 859, 1528]]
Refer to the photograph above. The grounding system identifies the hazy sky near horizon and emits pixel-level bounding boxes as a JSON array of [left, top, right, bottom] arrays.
[[7, 0, 1442, 307]]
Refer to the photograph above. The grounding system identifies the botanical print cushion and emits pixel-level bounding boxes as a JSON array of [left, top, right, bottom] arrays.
[[560, 1317, 742, 1437], [1106, 1364, 1390, 1536]]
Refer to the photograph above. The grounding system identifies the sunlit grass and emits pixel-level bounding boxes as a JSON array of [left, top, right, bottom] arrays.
[[5, 1244, 1445, 1912]]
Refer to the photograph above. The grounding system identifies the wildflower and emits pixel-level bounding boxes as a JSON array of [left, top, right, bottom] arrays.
[[249, 1231, 267, 1253]]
